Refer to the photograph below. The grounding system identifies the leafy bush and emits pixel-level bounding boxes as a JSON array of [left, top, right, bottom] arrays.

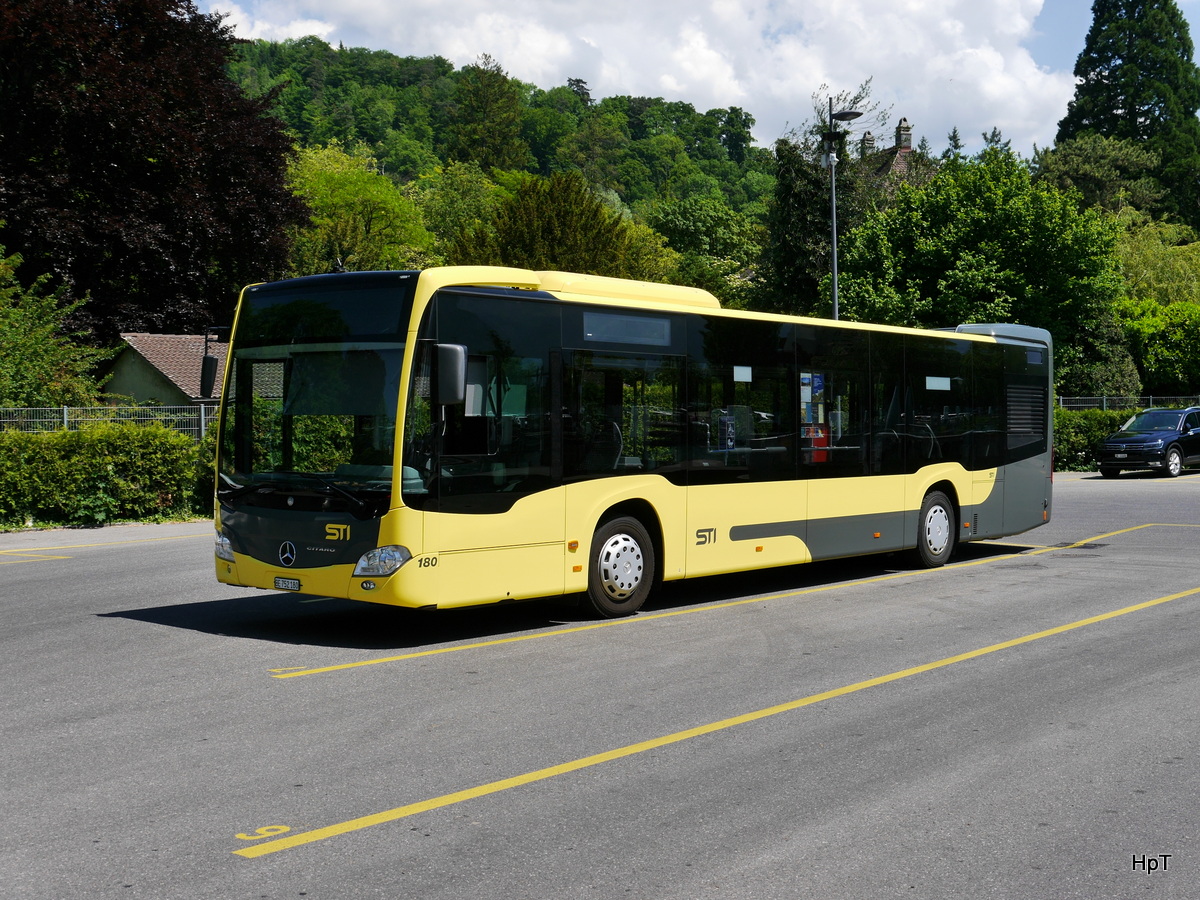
[[193, 426, 217, 518], [0, 423, 202, 528], [1053, 407, 1134, 472]]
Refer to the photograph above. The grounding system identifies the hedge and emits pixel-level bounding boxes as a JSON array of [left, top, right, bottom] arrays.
[[0, 422, 214, 528], [1052, 407, 1134, 472]]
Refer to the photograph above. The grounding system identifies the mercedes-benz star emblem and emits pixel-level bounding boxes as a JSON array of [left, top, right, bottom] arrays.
[[279, 541, 297, 567]]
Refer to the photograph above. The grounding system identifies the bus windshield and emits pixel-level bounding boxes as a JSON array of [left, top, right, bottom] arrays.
[[216, 272, 418, 514]]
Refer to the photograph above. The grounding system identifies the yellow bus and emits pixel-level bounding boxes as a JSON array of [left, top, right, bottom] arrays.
[[212, 266, 1052, 617]]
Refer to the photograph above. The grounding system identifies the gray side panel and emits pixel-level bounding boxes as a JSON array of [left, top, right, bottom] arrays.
[[1003, 457, 1053, 535], [729, 510, 908, 561], [963, 484, 1007, 540]]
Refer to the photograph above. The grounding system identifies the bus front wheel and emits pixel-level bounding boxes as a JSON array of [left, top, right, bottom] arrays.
[[587, 516, 655, 618], [915, 490, 955, 568]]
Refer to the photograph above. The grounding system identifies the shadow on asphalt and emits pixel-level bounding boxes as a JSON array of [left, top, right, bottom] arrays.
[[98, 540, 1032, 652]]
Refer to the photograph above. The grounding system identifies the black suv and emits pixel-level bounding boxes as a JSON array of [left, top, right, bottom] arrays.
[[1098, 407, 1200, 478]]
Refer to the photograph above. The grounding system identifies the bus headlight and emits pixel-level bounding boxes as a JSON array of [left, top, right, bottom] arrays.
[[215, 531, 235, 562], [354, 545, 412, 576]]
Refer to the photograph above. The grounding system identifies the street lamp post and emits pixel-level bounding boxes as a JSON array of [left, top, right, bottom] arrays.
[[822, 98, 861, 320]]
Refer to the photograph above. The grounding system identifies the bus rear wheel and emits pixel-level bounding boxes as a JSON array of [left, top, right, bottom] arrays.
[[915, 490, 955, 568], [587, 516, 655, 618]]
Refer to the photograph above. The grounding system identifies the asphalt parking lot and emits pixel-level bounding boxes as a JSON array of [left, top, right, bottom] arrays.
[[2, 469, 1198, 899]]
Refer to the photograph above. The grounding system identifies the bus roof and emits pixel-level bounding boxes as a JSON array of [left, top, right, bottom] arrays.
[[415, 266, 721, 310]]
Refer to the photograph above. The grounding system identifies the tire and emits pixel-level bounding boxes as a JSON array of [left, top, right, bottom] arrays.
[[1163, 446, 1183, 477], [914, 490, 955, 568], [587, 516, 655, 617], [1099, 467, 1120, 479]]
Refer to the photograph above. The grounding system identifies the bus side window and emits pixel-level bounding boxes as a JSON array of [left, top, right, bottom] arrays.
[[564, 352, 684, 478], [799, 325, 869, 478]]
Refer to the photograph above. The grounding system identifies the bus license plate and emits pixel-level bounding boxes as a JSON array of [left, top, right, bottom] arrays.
[[274, 577, 302, 591], [1114, 453, 1127, 459]]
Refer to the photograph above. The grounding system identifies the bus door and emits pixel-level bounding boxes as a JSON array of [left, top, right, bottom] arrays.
[[407, 291, 565, 607], [560, 306, 689, 580]]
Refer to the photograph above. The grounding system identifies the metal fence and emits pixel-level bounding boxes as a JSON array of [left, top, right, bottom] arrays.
[[0, 405, 217, 441], [1056, 396, 1200, 411]]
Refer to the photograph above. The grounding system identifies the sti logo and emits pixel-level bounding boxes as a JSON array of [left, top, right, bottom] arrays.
[[325, 524, 350, 541]]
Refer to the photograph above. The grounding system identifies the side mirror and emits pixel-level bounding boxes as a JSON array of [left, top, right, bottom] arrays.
[[436, 343, 467, 406], [200, 354, 218, 399]]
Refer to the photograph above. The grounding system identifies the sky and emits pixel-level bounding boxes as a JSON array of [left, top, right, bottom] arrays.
[[199, 0, 1200, 157]]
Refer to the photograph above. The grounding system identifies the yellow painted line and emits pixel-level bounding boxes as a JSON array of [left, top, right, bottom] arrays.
[[235, 583, 1200, 858], [0, 533, 207, 553], [271, 524, 1192, 679], [0, 532, 206, 565], [0, 551, 73, 565]]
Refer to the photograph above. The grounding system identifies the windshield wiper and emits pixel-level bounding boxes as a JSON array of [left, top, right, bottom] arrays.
[[272, 470, 368, 513], [216, 475, 267, 501]]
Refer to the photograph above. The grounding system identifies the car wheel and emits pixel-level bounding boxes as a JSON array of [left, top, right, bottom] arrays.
[[587, 516, 655, 617], [1099, 467, 1120, 479], [1163, 446, 1183, 478], [914, 490, 955, 568]]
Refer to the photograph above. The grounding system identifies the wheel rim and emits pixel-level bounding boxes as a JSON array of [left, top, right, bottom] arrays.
[[597, 532, 644, 600], [1169, 450, 1182, 476], [924, 505, 951, 556]]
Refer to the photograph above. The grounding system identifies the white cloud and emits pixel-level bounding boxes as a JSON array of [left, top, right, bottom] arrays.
[[213, 2, 334, 42], [199, 0, 1196, 156]]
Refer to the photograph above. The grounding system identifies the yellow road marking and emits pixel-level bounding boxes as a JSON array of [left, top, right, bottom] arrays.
[[272, 524, 1196, 679], [236, 583, 1200, 858], [0, 532, 207, 553], [0, 532, 206, 565], [0, 550, 73, 565]]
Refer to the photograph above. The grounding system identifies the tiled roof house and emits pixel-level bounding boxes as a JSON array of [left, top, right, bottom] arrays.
[[105, 333, 228, 405], [858, 118, 916, 177]]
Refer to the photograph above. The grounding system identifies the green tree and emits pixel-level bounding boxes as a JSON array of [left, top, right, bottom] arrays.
[[445, 55, 533, 172], [1057, 0, 1200, 226], [942, 127, 966, 162], [377, 127, 441, 181], [837, 149, 1139, 396], [1116, 297, 1200, 392], [0, 0, 307, 341], [1114, 209, 1200, 305], [523, 84, 587, 175], [0, 245, 108, 407], [286, 143, 437, 276], [980, 127, 1012, 152], [757, 138, 836, 315], [1032, 134, 1164, 214], [449, 172, 677, 280], [642, 196, 762, 307], [713, 107, 756, 166], [409, 161, 504, 254], [555, 111, 632, 194]]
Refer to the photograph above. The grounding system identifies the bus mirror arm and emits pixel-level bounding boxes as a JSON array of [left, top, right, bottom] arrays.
[[437, 343, 468, 406]]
